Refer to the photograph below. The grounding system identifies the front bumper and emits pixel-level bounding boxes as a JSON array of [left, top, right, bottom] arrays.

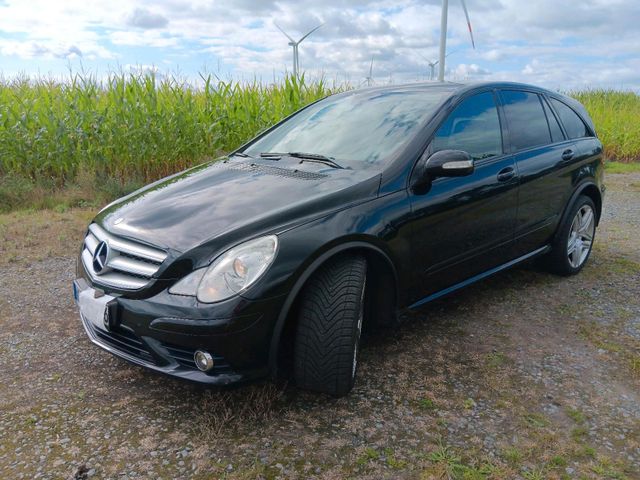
[[74, 278, 285, 385]]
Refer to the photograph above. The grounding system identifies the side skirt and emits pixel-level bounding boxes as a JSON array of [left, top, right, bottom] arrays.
[[408, 245, 551, 310]]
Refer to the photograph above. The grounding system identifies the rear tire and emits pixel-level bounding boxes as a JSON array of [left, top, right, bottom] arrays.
[[544, 195, 597, 276], [293, 253, 367, 397]]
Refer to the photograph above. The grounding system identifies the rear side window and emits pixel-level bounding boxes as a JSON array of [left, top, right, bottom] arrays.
[[500, 90, 551, 151], [550, 98, 590, 139], [432, 91, 502, 161], [542, 98, 564, 143]]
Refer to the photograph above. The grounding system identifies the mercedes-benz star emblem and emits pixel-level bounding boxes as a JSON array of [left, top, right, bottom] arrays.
[[92, 241, 110, 275]]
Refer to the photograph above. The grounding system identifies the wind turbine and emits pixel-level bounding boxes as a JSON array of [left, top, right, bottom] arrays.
[[418, 51, 455, 81], [428, 59, 438, 81], [275, 22, 323, 77], [365, 57, 374, 86], [437, 0, 475, 82]]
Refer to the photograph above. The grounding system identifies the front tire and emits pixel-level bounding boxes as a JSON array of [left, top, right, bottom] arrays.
[[293, 253, 367, 397], [545, 195, 597, 276]]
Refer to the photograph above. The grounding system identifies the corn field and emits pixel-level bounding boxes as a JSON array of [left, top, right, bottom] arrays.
[[0, 74, 638, 212], [0, 73, 336, 183], [571, 89, 640, 163]]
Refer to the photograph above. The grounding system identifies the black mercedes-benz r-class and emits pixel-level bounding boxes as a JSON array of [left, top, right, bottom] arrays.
[[74, 81, 604, 396]]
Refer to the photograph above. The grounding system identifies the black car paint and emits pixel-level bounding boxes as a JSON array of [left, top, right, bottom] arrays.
[[77, 81, 604, 385]]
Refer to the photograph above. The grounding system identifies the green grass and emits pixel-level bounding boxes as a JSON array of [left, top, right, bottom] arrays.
[[605, 161, 640, 174]]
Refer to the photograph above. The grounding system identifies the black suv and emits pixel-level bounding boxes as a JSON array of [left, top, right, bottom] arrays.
[[74, 82, 604, 397]]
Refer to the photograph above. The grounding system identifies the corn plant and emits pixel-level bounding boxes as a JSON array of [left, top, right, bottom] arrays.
[[0, 72, 339, 184]]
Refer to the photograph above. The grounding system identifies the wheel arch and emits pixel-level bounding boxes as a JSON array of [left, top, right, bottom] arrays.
[[268, 239, 399, 378], [564, 181, 602, 227], [579, 183, 602, 225]]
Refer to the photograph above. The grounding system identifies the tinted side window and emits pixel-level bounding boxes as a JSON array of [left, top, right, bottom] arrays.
[[432, 92, 502, 161], [550, 98, 590, 139], [501, 90, 550, 151], [542, 97, 564, 143]]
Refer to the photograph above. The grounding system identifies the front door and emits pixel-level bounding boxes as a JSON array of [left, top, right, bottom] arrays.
[[408, 90, 519, 303]]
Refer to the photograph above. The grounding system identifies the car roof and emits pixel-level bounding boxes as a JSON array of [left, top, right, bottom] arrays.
[[347, 81, 594, 132], [355, 80, 558, 96]]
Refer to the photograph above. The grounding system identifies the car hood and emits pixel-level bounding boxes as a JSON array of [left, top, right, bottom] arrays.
[[95, 157, 380, 255]]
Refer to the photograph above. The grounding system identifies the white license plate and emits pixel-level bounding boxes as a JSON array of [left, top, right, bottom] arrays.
[[77, 288, 115, 333]]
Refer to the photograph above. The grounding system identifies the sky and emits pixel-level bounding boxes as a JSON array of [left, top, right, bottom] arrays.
[[0, 0, 639, 91]]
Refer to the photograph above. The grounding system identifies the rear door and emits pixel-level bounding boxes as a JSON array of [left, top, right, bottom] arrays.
[[548, 96, 602, 169], [408, 90, 519, 301], [499, 89, 575, 256]]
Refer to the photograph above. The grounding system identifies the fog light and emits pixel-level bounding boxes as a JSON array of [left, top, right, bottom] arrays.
[[194, 350, 214, 372]]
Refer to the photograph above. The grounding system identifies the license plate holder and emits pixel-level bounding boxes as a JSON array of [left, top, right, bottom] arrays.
[[77, 287, 115, 333]]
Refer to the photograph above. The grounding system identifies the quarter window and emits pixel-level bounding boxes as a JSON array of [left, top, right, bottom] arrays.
[[432, 92, 502, 161], [542, 97, 565, 143], [550, 98, 590, 139], [501, 90, 551, 151]]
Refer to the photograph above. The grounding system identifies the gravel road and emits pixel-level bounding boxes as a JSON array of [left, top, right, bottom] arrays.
[[1, 173, 639, 480]]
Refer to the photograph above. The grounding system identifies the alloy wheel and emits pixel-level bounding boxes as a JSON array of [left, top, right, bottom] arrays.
[[567, 205, 595, 268]]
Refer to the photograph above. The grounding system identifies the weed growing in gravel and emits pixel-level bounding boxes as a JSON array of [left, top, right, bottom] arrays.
[[382, 448, 407, 470], [521, 467, 546, 480], [485, 351, 508, 369], [501, 446, 524, 466], [424, 443, 505, 479], [549, 455, 567, 467], [630, 355, 640, 375], [571, 426, 589, 443], [418, 397, 438, 411], [590, 455, 632, 479], [356, 447, 380, 466], [193, 384, 287, 441], [566, 407, 587, 424], [523, 413, 550, 429], [463, 397, 476, 409], [578, 320, 640, 378]]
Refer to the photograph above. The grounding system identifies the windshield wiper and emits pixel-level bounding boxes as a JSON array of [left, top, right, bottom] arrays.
[[230, 151, 253, 159], [260, 151, 345, 169]]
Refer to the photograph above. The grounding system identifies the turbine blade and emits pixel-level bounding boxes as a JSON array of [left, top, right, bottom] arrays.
[[369, 57, 373, 77], [298, 23, 323, 43], [274, 22, 296, 43], [459, 0, 476, 49]]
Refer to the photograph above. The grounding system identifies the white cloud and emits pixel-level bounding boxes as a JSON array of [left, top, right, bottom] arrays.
[[0, 41, 82, 59], [110, 30, 179, 48], [127, 8, 169, 29], [0, 0, 637, 90], [451, 63, 491, 79]]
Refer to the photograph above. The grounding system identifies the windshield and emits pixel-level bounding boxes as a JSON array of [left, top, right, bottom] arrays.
[[244, 89, 450, 167]]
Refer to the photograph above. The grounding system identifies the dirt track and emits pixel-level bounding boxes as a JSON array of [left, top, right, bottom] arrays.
[[1, 173, 639, 479]]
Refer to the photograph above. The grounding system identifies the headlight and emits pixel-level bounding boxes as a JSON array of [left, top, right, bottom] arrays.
[[168, 235, 278, 303]]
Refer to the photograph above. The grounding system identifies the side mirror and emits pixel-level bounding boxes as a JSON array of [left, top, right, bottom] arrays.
[[412, 149, 474, 190]]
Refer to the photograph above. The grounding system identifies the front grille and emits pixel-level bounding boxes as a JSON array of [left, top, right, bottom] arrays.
[[81, 223, 167, 290]]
